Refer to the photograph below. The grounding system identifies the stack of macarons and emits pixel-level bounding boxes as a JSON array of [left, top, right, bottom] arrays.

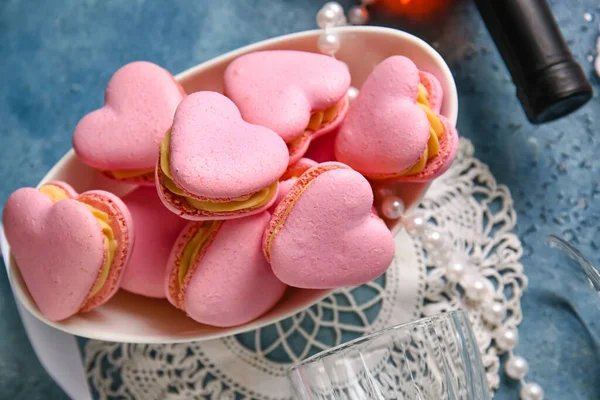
[[3, 51, 458, 327]]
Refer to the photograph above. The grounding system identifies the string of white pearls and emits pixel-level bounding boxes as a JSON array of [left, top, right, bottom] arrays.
[[385, 197, 544, 399], [402, 206, 496, 305], [316, 0, 376, 56], [316, 2, 345, 56], [504, 348, 544, 399], [316, 2, 346, 28]]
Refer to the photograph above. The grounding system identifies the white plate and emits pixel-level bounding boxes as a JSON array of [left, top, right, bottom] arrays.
[[2, 26, 457, 343]]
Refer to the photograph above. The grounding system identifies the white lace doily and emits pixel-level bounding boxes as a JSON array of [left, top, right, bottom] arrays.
[[84, 138, 526, 399]]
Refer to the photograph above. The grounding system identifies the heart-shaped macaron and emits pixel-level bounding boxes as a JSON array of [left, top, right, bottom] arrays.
[[156, 91, 289, 220], [166, 212, 287, 327], [263, 162, 395, 289], [73, 61, 185, 185], [335, 56, 458, 182], [224, 50, 351, 164], [3, 182, 134, 321]]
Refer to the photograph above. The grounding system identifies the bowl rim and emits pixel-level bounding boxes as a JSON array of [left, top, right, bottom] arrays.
[[2, 25, 458, 343]]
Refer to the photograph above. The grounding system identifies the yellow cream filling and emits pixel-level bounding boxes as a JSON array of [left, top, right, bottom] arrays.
[[39, 185, 70, 201], [417, 83, 430, 107], [306, 102, 340, 131], [287, 101, 342, 151], [86, 207, 117, 297], [177, 221, 218, 286], [402, 84, 444, 174], [160, 131, 277, 212], [39, 184, 118, 299], [106, 169, 154, 179]]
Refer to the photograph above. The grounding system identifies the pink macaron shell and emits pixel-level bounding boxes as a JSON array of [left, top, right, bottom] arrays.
[[224, 50, 351, 143], [281, 158, 318, 181], [76, 189, 134, 310], [155, 162, 280, 221], [169, 91, 289, 199], [267, 163, 395, 289], [335, 97, 430, 175], [3, 188, 107, 321], [305, 129, 338, 163], [435, 119, 459, 176], [268, 178, 297, 214], [181, 213, 287, 327], [268, 158, 317, 212], [388, 116, 459, 183], [419, 71, 443, 114], [287, 132, 312, 166], [120, 187, 187, 298], [334, 56, 431, 176], [73, 61, 184, 172], [359, 56, 420, 101]]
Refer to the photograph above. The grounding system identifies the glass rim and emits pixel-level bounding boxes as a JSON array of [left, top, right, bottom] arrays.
[[546, 235, 600, 290], [289, 309, 469, 372]]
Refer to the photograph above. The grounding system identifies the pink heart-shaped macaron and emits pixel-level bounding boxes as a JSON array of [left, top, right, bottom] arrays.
[[73, 61, 185, 184], [335, 56, 458, 182], [166, 212, 287, 327], [263, 162, 395, 289], [156, 91, 289, 220], [224, 50, 351, 164], [3, 182, 133, 321]]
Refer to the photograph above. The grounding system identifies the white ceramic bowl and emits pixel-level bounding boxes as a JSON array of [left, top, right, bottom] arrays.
[[1, 26, 457, 343]]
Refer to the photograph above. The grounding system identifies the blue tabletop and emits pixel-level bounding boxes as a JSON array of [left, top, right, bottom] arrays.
[[1, 0, 599, 398]]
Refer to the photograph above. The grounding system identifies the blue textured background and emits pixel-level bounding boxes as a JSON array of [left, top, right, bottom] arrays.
[[1, 0, 599, 398]]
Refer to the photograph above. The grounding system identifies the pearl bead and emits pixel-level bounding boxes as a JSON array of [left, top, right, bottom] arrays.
[[404, 211, 427, 235], [422, 228, 444, 248], [594, 55, 600, 78], [462, 274, 491, 303], [431, 249, 452, 266], [381, 196, 405, 219], [348, 6, 369, 25], [481, 301, 506, 325], [317, 32, 341, 56], [324, 1, 344, 15], [506, 355, 529, 380], [317, 2, 344, 29], [495, 327, 518, 352], [520, 382, 544, 400], [482, 301, 507, 325], [446, 261, 466, 283], [347, 86, 359, 102]]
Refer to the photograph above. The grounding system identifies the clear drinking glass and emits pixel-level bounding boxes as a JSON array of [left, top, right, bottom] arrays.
[[289, 310, 490, 400], [546, 235, 600, 293], [545, 235, 599, 344]]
